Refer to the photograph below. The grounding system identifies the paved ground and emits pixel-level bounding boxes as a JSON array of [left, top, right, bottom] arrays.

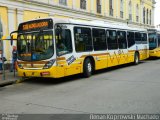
[[0, 58, 160, 114], [0, 71, 20, 87]]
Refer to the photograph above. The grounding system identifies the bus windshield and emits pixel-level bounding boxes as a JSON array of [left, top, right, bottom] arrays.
[[17, 30, 54, 61], [148, 33, 157, 50]]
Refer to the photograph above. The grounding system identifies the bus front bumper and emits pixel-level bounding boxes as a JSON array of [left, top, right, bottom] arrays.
[[17, 68, 58, 78]]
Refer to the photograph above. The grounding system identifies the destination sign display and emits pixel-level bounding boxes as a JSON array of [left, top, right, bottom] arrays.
[[18, 19, 53, 32]]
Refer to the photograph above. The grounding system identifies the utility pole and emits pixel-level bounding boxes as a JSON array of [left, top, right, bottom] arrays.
[[1, 40, 5, 80], [0, 15, 5, 80]]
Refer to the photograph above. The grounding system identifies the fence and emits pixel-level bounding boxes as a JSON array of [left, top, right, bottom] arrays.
[[0, 39, 17, 80], [0, 59, 17, 81]]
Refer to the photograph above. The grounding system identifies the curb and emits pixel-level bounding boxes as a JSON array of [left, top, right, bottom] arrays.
[[0, 78, 27, 87], [0, 80, 15, 87]]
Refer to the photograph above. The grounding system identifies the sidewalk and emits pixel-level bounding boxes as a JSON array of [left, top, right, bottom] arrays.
[[0, 70, 21, 87]]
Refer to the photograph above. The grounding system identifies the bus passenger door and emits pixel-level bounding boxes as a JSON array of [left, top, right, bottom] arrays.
[[106, 30, 119, 67], [55, 27, 81, 77], [56, 56, 66, 78], [56, 54, 80, 77], [117, 31, 128, 64], [92, 28, 108, 70], [107, 50, 119, 67]]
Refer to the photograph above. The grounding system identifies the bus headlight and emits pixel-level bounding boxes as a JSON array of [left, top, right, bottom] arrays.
[[43, 59, 55, 69]]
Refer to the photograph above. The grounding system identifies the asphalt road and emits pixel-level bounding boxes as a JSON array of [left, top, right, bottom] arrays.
[[0, 58, 160, 114]]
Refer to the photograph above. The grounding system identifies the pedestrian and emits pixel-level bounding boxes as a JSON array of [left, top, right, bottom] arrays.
[[0, 56, 6, 74], [0, 57, 2, 74], [10, 46, 17, 72]]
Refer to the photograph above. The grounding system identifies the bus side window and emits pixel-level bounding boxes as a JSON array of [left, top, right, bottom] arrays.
[[92, 28, 107, 51], [127, 32, 135, 48], [117, 31, 127, 49], [74, 27, 92, 52], [141, 33, 147, 44], [106, 30, 118, 50], [135, 32, 141, 44], [56, 29, 72, 56]]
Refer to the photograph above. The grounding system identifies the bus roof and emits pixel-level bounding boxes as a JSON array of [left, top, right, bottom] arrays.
[[148, 28, 160, 34], [20, 17, 147, 32], [52, 17, 147, 32]]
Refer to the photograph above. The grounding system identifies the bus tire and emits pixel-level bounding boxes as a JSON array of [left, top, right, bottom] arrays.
[[134, 52, 139, 65], [83, 58, 93, 78]]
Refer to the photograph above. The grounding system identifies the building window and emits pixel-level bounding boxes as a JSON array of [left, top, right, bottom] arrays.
[[128, 1, 132, 21], [143, 7, 146, 24], [0, 18, 3, 40], [59, 0, 67, 5], [80, 0, 86, 10], [0, 17, 3, 52], [109, 0, 113, 16], [150, 10, 152, 25], [136, 4, 139, 22], [147, 9, 149, 24], [120, 0, 123, 18], [97, 0, 101, 13]]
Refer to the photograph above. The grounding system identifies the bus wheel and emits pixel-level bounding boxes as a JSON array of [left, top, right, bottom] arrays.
[[83, 58, 93, 78], [134, 52, 139, 65]]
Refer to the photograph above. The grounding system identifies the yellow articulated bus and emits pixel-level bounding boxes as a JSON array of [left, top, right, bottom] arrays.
[[148, 29, 160, 57], [10, 18, 149, 78]]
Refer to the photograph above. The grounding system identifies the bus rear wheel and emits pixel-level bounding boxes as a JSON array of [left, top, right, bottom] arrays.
[[83, 58, 93, 78], [134, 52, 139, 65]]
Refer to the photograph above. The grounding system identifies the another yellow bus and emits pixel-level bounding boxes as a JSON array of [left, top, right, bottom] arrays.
[[11, 18, 149, 78], [148, 29, 160, 57]]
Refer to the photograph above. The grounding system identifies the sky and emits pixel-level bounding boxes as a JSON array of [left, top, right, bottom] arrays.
[[155, 0, 160, 26]]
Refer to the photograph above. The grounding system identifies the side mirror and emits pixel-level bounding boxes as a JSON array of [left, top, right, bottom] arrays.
[[11, 35, 14, 40], [10, 35, 13, 45], [10, 31, 18, 45]]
